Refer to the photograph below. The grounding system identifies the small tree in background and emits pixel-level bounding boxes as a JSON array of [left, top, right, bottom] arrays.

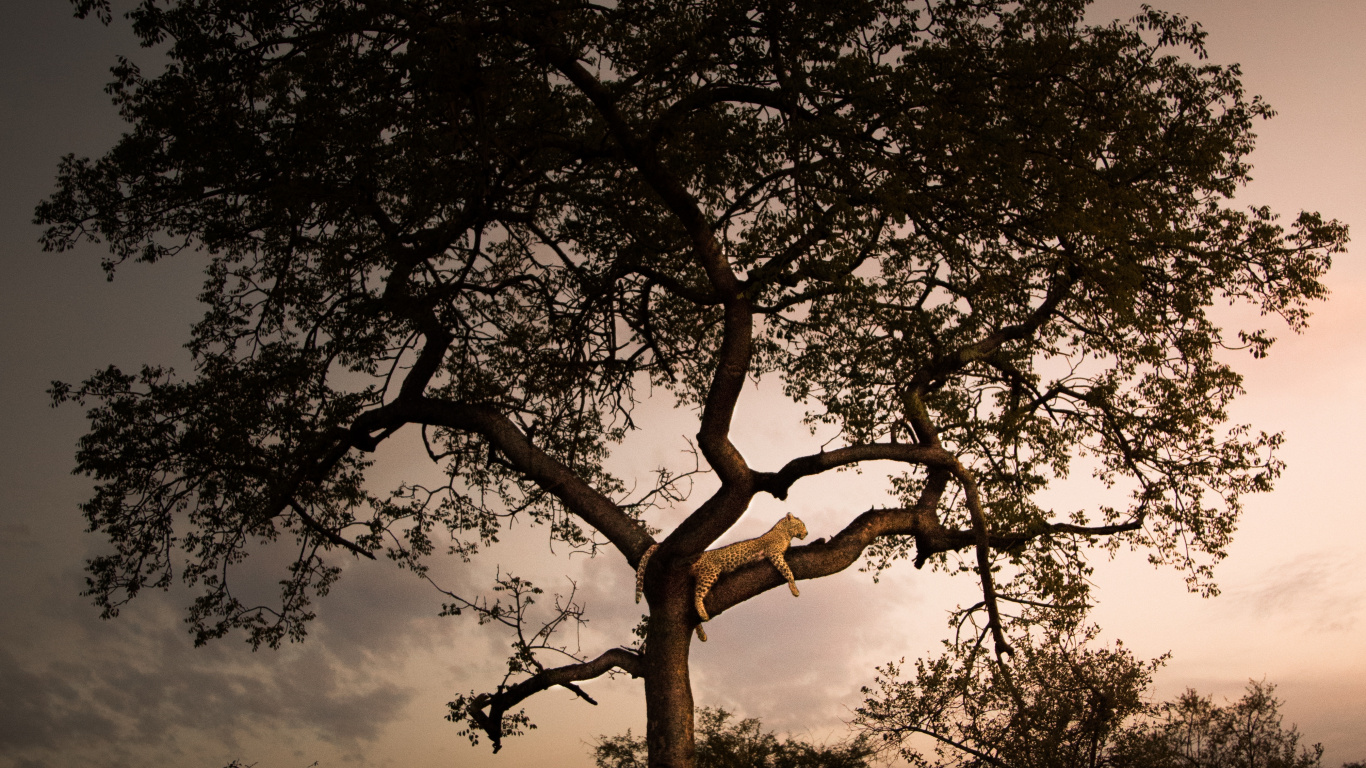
[[595, 707, 875, 768], [856, 615, 1331, 768], [856, 611, 1163, 768], [1115, 681, 1323, 768]]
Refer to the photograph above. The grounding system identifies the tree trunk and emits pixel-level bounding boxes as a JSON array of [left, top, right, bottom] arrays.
[[644, 584, 696, 768]]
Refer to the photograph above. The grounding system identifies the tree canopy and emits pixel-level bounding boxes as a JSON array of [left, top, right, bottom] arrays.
[[856, 614, 1330, 768], [857, 614, 1163, 768], [40, 0, 1347, 766]]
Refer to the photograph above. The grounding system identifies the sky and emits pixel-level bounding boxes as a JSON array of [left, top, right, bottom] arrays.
[[0, 1, 1363, 767]]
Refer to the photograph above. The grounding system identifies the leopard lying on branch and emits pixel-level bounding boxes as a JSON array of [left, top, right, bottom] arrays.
[[635, 513, 808, 641]]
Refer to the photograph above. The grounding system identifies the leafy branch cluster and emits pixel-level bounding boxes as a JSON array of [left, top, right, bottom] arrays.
[[856, 610, 1331, 768]]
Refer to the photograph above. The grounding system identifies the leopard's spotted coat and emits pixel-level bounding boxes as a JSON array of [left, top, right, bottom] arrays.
[[634, 513, 808, 641]]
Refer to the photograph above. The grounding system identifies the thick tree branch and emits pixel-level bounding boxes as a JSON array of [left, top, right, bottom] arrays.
[[260, 329, 655, 566], [383, 397, 655, 562], [955, 465, 1010, 656], [695, 297, 755, 486], [254, 325, 457, 531], [646, 84, 814, 147], [755, 442, 956, 500], [704, 496, 1144, 623], [528, 34, 725, 283], [462, 647, 644, 753], [705, 472, 950, 617]]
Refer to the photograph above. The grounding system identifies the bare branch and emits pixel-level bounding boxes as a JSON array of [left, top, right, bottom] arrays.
[[457, 648, 644, 753], [756, 442, 956, 500]]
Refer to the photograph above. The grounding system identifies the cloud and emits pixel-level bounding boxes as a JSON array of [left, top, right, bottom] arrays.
[[0, 524, 34, 547], [0, 649, 120, 751], [0, 574, 415, 768], [1230, 553, 1365, 631]]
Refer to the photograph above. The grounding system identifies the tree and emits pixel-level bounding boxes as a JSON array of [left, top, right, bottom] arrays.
[[594, 707, 875, 768], [856, 613, 1164, 768], [855, 617, 1326, 768], [1115, 682, 1324, 768], [39, 0, 1347, 766]]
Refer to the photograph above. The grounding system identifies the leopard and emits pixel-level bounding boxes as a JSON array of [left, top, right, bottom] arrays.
[[634, 512, 808, 641]]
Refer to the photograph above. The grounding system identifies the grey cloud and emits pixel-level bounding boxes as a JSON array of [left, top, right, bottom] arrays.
[[0, 582, 414, 768], [0, 649, 120, 751], [0, 524, 34, 546], [1232, 553, 1364, 630]]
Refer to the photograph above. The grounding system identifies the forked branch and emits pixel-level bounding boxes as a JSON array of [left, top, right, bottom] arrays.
[[452, 648, 644, 753]]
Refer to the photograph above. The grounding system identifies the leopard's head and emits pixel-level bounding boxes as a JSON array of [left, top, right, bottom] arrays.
[[784, 512, 808, 540]]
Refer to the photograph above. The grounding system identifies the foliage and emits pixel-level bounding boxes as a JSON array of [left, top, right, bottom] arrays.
[[857, 612, 1164, 768], [40, 0, 1347, 764], [1113, 681, 1323, 768], [856, 617, 1327, 768], [594, 707, 876, 768]]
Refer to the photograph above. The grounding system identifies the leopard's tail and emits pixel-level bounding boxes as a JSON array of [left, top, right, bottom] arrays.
[[635, 543, 658, 604]]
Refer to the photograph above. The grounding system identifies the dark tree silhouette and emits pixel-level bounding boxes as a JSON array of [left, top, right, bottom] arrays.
[[595, 707, 875, 768], [857, 613, 1163, 768], [857, 616, 1328, 768], [1119, 682, 1324, 768], [40, 0, 1346, 766]]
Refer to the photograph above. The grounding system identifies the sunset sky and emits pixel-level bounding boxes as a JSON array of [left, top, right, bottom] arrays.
[[1, 2, 1362, 767]]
